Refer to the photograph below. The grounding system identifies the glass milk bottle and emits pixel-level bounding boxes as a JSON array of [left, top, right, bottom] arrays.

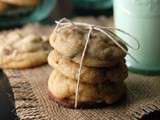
[[113, 0, 160, 74]]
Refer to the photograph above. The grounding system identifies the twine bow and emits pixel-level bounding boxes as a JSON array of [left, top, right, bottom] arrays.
[[54, 18, 140, 108]]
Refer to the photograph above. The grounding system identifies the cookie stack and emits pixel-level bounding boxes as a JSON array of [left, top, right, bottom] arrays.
[[48, 25, 128, 108]]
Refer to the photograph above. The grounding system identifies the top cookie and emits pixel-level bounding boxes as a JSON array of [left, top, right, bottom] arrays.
[[0, 0, 40, 7], [50, 25, 127, 67]]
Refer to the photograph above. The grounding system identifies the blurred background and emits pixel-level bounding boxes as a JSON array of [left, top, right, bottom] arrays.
[[0, 0, 113, 27]]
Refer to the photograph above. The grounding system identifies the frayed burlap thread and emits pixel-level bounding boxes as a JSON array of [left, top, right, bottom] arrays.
[[4, 70, 47, 120]]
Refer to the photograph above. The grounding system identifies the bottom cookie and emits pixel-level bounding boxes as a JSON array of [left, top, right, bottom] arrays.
[[48, 90, 107, 109], [48, 90, 126, 109], [48, 70, 127, 109]]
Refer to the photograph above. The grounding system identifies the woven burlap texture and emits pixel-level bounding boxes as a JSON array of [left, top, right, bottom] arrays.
[[4, 65, 160, 120]]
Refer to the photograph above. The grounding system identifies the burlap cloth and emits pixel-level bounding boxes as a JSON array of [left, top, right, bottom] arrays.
[[3, 65, 160, 120], [0, 17, 160, 120]]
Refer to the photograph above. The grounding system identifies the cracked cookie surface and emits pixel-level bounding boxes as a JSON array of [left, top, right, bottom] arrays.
[[0, 30, 51, 69], [48, 50, 128, 84], [50, 26, 127, 67], [48, 70, 126, 108]]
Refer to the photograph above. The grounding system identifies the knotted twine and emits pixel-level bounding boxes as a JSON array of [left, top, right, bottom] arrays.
[[53, 18, 140, 108]]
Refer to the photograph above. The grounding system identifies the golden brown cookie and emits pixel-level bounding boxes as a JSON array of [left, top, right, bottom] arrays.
[[0, 31, 50, 69], [50, 25, 127, 67], [48, 50, 128, 84], [0, 1, 9, 13], [48, 93, 108, 109], [48, 70, 127, 108], [1, 0, 40, 6]]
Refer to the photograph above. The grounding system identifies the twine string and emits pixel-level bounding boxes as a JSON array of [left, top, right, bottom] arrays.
[[54, 18, 75, 33], [75, 26, 94, 108], [95, 28, 139, 63], [55, 19, 140, 52], [106, 28, 140, 50], [53, 18, 140, 108]]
